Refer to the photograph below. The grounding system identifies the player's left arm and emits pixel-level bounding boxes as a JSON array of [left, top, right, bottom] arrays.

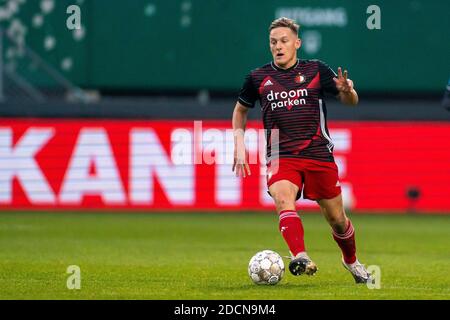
[[333, 67, 359, 106]]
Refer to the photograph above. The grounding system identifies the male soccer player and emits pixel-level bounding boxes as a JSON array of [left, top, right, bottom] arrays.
[[232, 17, 372, 283]]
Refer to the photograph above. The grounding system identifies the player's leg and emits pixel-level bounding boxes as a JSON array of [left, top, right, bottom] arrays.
[[316, 194, 356, 264], [302, 159, 371, 283], [269, 180, 317, 276], [267, 158, 318, 276], [268, 179, 304, 255], [301, 160, 356, 263], [267, 159, 304, 256], [317, 195, 372, 283]]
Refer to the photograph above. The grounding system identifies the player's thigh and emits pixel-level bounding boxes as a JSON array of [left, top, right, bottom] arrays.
[[302, 160, 341, 202], [267, 158, 303, 200], [317, 194, 348, 230], [268, 180, 300, 211]]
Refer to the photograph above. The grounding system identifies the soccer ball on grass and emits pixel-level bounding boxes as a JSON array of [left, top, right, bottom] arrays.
[[248, 250, 285, 285]]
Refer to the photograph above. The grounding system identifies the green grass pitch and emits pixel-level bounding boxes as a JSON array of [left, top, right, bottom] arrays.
[[0, 211, 449, 300]]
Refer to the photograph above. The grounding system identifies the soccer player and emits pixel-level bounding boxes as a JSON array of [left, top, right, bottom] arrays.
[[232, 17, 372, 283]]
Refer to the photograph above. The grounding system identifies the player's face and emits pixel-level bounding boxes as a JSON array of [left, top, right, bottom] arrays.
[[269, 27, 301, 69]]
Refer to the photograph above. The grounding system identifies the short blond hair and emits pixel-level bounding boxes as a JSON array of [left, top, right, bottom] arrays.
[[269, 17, 299, 35]]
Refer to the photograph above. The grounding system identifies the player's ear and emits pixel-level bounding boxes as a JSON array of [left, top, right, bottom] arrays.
[[296, 38, 301, 50]]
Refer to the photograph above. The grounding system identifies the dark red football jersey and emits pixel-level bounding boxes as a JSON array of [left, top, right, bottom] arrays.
[[238, 59, 339, 162]]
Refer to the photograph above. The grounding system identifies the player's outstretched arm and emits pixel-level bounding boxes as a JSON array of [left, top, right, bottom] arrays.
[[333, 67, 359, 106], [232, 102, 251, 177]]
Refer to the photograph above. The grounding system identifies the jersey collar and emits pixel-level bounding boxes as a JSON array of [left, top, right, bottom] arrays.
[[271, 59, 300, 72]]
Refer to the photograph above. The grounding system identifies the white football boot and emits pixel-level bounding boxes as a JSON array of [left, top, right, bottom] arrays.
[[342, 259, 374, 284]]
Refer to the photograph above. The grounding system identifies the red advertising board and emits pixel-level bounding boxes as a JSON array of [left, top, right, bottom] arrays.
[[1, 119, 449, 213]]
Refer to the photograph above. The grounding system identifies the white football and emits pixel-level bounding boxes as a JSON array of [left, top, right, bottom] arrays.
[[248, 250, 285, 285]]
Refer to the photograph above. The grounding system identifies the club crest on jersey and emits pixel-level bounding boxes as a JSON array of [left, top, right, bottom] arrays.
[[295, 73, 306, 84]]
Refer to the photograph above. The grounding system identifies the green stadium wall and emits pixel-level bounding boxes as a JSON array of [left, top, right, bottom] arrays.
[[2, 0, 449, 93]]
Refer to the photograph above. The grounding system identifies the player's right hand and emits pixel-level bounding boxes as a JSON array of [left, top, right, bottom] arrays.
[[232, 147, 251, 178]]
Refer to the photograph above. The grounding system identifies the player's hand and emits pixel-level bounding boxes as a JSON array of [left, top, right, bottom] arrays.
[[232, 146, 251, 178], [333, 67, 354, 93]]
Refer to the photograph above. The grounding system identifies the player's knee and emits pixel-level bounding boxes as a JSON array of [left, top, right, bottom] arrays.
[[271, 191, 296, 209], [329, 216, 348, 234]]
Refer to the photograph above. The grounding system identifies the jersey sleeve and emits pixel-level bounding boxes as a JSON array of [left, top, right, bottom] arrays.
[[317, 60, 339, 97], [238, 73, 258, 108]]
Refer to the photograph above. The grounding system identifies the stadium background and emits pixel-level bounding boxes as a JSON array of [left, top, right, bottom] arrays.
[[0, 0, 449, 300], [1, 0, 449, 213]]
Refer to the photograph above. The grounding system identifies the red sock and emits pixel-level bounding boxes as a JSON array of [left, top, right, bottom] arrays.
[[332, 219, 357, 264], [278, 210, 305, 256]]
